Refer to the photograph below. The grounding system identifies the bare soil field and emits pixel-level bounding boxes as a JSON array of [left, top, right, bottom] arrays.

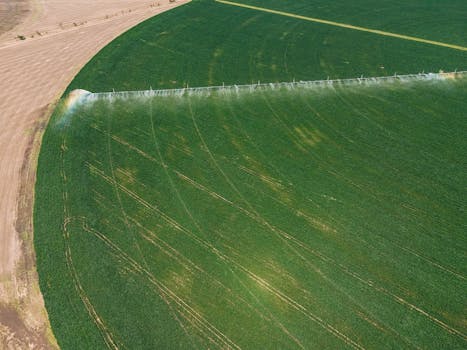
[[0, 0, 30, 35], [0, 0, 189, 348]]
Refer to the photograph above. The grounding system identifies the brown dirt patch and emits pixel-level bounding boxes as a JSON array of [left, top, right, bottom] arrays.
[[0, 0, 30, 35]]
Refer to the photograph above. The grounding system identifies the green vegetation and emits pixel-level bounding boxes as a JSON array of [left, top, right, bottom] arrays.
[[35, 0, 467, 348], [229, 0, 467, 47], [65, 0, 466, 93]]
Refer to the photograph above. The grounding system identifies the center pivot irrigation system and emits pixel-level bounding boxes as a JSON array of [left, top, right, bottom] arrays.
[[67, 71, 466, 108]]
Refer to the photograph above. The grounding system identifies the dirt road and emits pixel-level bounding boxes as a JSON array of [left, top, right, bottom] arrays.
[[0, 1, 189, 348]]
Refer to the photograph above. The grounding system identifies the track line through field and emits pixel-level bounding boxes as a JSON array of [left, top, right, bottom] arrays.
[[147, 99, 213, 252], [174, 163, 467, 342], [298, 95, 466, 281], [60, 136, 119, 350], [215, 0, 467, 52], [90, 123, 466, 341], [90, 162, 306, 347], [87, 159, 364, 349], [187, 101, 365, 350], [146, 101, 306, 348], [98, 120, 201, 345], [82, 224, 241, 350], [105, 111, 151, 272], [302, 92, 464, 260], [63, 223, 120, 350], [225, 98, 292, 186], [122, 209, 305, 347], [98, 200, 293, 346], [102, 124, 466, 285]]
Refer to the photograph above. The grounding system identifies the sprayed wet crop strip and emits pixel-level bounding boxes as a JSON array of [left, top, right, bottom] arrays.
[[78, 71, 467, 102]]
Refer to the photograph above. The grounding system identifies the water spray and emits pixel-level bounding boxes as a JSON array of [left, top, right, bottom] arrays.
[[54, 89, 92, 128], [70, 71, 466, 104]]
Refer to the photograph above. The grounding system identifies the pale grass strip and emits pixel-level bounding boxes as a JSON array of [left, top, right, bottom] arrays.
[[215, 0, 467, 52]]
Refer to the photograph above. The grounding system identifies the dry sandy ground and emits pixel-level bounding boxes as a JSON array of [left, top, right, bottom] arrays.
[[0, 0, 190, 348], [0, 0, 29, 34]]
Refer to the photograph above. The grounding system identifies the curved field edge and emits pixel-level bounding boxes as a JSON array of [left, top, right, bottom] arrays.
[[35, 0, 467, 349], [64, 0, 466, 94]]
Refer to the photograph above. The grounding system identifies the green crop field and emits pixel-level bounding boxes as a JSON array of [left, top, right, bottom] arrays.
[[35, 0, 467, 349]]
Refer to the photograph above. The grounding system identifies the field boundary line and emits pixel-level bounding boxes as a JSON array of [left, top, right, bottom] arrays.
[[215, 0, 467, 52]]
